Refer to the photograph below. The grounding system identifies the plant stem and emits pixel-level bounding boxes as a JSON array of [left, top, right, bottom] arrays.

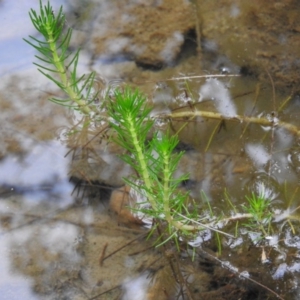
[[167, 110, 300, 136], [127, 116, 158, 211], [44, 21, 91, 114], [162, 153, 172, 225], [25, 0, 98, 115]]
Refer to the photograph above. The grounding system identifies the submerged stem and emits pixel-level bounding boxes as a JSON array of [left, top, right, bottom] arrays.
[[167, 110, 300, 136], [25, 0, 97, 115], [43, 14, 91, 114], [127, 115, 157, 211]]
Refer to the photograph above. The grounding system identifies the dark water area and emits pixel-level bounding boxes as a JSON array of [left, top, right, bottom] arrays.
[[1, 0, 300, 299]]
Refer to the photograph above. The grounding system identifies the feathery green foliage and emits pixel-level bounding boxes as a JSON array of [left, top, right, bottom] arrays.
[[25, 1, 296, 247], [23, 0, 98, 114], [242, 188, 272, 235], [108, 88, 197, 243]]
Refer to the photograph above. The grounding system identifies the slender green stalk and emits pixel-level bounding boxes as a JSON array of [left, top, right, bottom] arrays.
[[108, 88, 157, 210], [43, 26, 90, 113], [162, 150, 172, 225], [126, 116, 157, 210], [24, 0, 97, 115]]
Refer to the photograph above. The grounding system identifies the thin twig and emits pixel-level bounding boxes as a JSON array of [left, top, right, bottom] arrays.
[[265, 68, 276, 111], [101, 232, 148, 262], [138, 74, 241, 84], [129, 245, 155, 256], [205, 120, 222, 152], [193, 0, 202, 55], [198, 248, 285, 300], [176, 212, 242, 238], [265, 69, 276, 181], [172, 251, 195, 300], [165, 74, 240, 81], [239, 83, 261, 139], [99, 242, 108, 266], [88, 284, 121, 300]]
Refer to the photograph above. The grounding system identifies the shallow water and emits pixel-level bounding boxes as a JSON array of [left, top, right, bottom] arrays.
[[1, 0, 300, 299]]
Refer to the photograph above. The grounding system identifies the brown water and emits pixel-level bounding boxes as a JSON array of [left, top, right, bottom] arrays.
[[1, 0, 300, 299]]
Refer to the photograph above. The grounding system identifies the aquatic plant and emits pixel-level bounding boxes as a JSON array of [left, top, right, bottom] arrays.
[[23, 0, 98, 115], [24, 1, 300, 247], [242, 187, 273, 236], [107, 87, 198, 243], [23, 0, 199, 245], [23, 1, 300, 137]]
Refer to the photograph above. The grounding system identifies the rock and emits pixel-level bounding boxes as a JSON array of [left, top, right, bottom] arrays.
[[89, 0, 196, 68], [109, 185, 145, 225]]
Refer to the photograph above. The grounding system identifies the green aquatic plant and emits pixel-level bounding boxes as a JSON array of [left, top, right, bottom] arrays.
[[242, 190, 273, 236], [106, 88, 279, 244], [23, 0, 98, 115], [24, 1, 300, 247], [23, 0, 201, 244], [108, 88, 199, 243], [24, 0, 300, 138]]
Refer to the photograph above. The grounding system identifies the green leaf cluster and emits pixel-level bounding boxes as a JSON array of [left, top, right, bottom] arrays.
[[242, 188, 273, 235]]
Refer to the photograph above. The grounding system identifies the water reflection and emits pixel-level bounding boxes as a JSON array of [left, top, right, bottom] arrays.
[[0, 141, 73, 205], [0, 0, 66, 76], [245, 143, 270, 168], [122, 273, 150, 300], [199, 78, 237, 116], [0, 140, 79, 298], [0, 230, 37, 300], [8, 223, 83, 297]]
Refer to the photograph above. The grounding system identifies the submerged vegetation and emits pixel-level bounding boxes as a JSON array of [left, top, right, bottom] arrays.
[[243, 189, 272, 236], [24, 0, 300, 244], [24, 1, 300, 298], [23, 0, 98, 115]]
